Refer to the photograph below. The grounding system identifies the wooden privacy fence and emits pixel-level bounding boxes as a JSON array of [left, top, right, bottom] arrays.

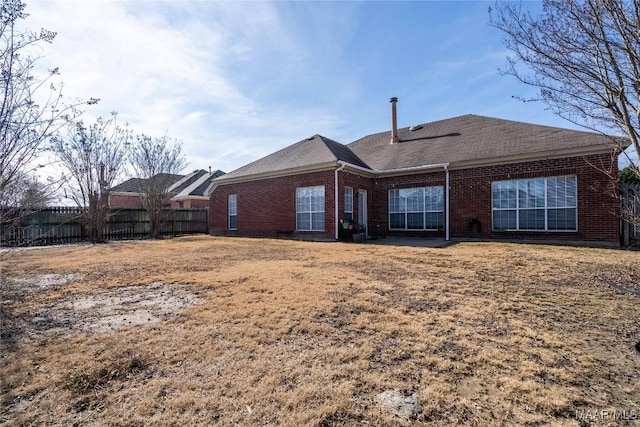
[[620, 184, 640, 246], [0, 207, 209, 247]]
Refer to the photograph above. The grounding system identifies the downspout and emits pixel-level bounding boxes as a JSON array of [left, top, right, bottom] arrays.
[[334, 163, 346, 240], [445, 165, 450, 241]]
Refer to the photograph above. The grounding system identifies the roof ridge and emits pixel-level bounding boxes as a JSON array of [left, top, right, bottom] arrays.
[[175, 171, 212, 198]]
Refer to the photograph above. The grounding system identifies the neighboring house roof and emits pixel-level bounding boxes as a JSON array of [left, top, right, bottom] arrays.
[[110, 169, 226, 199], [173, 169, 225, 200], [214, 114, 626, 184], [110, 174, 184, 193]]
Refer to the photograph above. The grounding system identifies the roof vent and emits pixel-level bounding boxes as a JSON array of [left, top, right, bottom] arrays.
[[409, 124, 423, 131], [390, 97, 399, 144], [307, 136, 315, 141]]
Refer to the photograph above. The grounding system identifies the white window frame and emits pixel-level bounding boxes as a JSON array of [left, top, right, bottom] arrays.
[[296, 186, 325, 231], [388, 186, 444, 231], [228, 194, 237, 230], [344, 186, 353, 221], [491, 175, 578, 232]]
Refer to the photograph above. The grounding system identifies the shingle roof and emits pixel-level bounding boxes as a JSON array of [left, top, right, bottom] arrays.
[[171, 170, 206, 193], [215, 114, 623, 182], [190, 170, 225, 196], [347, 114, 620, 170], [111, 170, 226, 198], [110, 174, 184, 193], [173, 169, 226, 199], [218, 134, 368, 181], [109, 178, 147, 193]]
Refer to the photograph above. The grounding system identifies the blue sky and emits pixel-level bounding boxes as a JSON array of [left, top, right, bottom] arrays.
[[25, 0, 597, 177]]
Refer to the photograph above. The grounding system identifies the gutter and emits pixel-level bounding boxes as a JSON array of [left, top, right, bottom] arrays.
[[336, 160, 449, 176], [334, 163, 346, 240]]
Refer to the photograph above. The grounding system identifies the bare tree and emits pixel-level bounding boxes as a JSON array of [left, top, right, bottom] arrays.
[[0, 0, 96, 248], [50, 114, 132, 242], [0, 170, 51, 207], [490, 0, 640, 237], [0, 0, 96, 202], [130, 134, 187, 238], [489, 0, 639, 167]]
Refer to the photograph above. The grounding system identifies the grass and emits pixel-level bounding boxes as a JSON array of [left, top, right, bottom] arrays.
[[1, 236, 639, 426]]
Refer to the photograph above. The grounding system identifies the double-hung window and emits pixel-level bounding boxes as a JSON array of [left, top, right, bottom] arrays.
[[228, 194, 237, 230], [389, 186, 444, 230], [344, 187, 353, 221], [492, 175, 577, 231], [296, 186, 325, 231]]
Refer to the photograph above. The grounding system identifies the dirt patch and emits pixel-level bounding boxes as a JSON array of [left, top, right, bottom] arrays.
[[1, 273, 207, 342]]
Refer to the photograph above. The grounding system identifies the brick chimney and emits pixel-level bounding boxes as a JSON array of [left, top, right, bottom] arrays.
[[390, 97, 399, 144]]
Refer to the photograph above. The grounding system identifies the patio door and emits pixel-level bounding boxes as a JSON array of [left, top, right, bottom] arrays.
[[357, 190, 367, 235]]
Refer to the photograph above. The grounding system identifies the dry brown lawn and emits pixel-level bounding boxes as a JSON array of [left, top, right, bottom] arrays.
[[1, 236, 639, 426]]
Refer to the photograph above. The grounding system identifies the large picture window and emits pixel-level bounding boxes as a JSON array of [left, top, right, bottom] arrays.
[[228, 194, 237, 230], [344, 187, 353, 221], [389, 186, 444, 230], [296, 186, 325, 231], [492, 176, 577, 231]]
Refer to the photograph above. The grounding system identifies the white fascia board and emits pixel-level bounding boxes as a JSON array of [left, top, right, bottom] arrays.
[[174, 172, 211, 198], [172, 195, 209, 201], [211, 162, 338, 186], [337, 161, 448, 177], [448, 145, 616, 170], [109, 191, 143, 197]]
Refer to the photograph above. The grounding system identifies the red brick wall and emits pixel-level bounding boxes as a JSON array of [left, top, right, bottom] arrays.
[[338, 171, 374, 231], [210, 170, 337, 239], [210, 154, 620, 244], [447, 153, 620, 244], [371, 171, 447, 238], [108, 194, 144, 208], [170, 199, 210, 209]]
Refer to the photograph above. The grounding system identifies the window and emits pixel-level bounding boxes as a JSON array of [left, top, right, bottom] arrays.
[[492, 176, 577, 231], [344, 187, 353, 221], [296, 186, 325, 231], [389, 186, 444, 230], [228, 194, 237, 230]]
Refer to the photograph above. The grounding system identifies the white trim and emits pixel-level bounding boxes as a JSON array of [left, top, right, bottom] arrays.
[[174, 172, 213, 199], [172, 195, 210, 201], [449, 146, 613, 170], [168, 172, 194, 192], [337, 160, 450, 177], [228, 194, 237, 230], [210, 144, 614, 186], [296, 185, 326, 232], [388, 186, 445, 231], [491, 175, 578, 232], [445, 165, 450, 241], [357, 189, 368, 235], [334, 164, 346, 239], [109, 191, 143, 197], [212, 162, 338, 186]]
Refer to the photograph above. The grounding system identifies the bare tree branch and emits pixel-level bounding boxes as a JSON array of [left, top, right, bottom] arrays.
[[0, 0, 97, 248], [50, 113, 131, 242], [130, 134, 187, 238], [490, 0, 639, 147]]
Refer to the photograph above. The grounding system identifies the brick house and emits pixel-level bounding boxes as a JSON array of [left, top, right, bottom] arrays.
[[110, 169, 225, 209], [210, 98, 626, 245]]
